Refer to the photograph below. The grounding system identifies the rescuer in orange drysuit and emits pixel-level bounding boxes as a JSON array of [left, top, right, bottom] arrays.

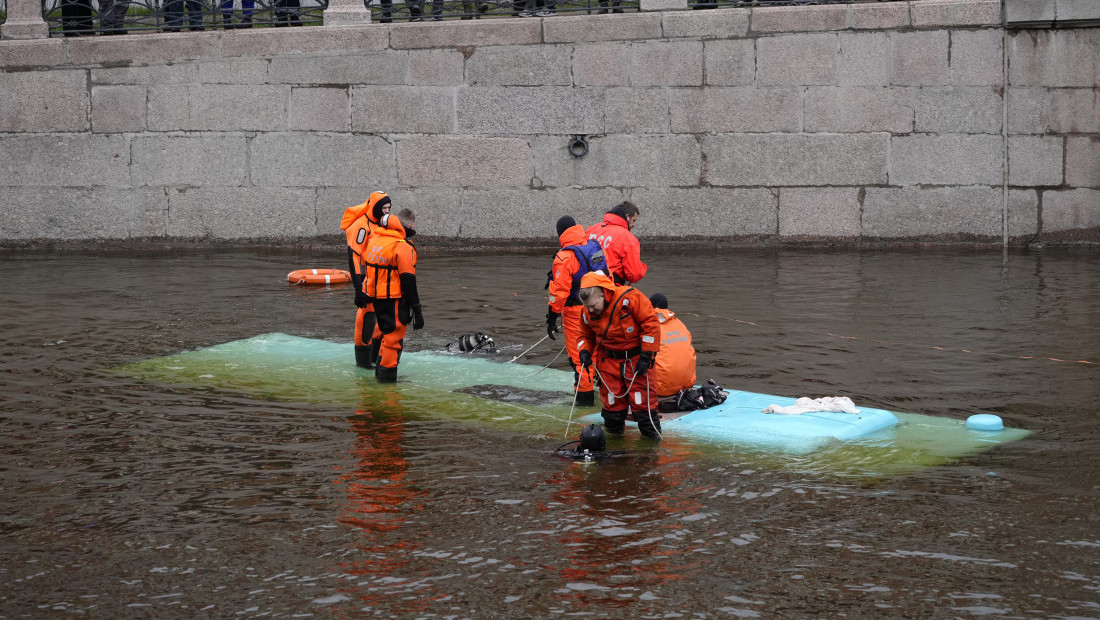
[[546, 215, 607, 407], [363, 210, 423, 383], [586, 201, 646, 286], [575, 272, 662, 439], [648, 293, 697, 404], [341, 191, 391, 369]]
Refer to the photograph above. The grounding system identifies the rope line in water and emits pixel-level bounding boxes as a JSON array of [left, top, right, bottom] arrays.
[[453, 284, 1095, 365], [693, 313, 1096, 365]]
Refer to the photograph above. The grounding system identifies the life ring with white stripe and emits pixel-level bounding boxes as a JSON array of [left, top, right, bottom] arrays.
[[287, 269, 352, 285]]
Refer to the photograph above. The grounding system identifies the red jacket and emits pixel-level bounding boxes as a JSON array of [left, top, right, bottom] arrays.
[[576, 273, 660, 358], [586, 212, 646, 285]]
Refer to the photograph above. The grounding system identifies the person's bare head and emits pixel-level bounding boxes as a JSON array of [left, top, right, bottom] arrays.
[[397, 207, 415, 229], [617, 201, 639, 229], [578, 286, 607, 318]]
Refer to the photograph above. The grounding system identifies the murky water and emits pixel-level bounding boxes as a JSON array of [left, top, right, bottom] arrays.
[[1, 248, 1098, 618]]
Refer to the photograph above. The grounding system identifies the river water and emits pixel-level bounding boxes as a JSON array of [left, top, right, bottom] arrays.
[[1, 248, 1097, 618]]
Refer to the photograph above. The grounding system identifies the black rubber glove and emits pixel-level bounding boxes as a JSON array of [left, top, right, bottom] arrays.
[[579, 350, 593, 369], [546, 310, 560, 340], [411, 304, 425, 331], [351, 272, 368, 308], [635, 350, 654, 376]]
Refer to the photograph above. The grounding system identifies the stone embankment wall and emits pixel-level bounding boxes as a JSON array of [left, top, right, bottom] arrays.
[[0, 0, 1097, 246]]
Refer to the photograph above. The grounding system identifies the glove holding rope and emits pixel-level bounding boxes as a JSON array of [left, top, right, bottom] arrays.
[[634, 350, 654, 376], [579, 349, 593, 369], [546, 310, 560, 340]]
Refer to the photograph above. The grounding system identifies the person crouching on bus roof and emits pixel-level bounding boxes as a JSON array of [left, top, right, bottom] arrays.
[[364, 208, 423, 383], [546, 215, 606, 407], [341, 190, 391, 369], [575, 272, 662, 439], [649, 293, 698, 411]]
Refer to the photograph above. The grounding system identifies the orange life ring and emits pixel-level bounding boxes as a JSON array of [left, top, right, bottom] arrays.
[[287, 268, 352, 285]]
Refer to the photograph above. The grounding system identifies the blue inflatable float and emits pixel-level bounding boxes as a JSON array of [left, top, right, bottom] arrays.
[[115, 333, 1030, 476]]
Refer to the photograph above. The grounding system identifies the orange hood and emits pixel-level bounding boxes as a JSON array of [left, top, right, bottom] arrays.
[[340, 201, 370, 231], [380, 212, 407, 237], [340, 191, 391, 231], [558, 224, 589, 248], [579, 271, 615, 293]]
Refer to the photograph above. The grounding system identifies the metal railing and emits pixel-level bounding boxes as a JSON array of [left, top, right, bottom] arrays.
[[0, 0, 904, 34], [35, 0, 646, 34]]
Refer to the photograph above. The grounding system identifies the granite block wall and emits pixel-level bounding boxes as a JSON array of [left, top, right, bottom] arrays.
[[0, 0, 1097, 244]]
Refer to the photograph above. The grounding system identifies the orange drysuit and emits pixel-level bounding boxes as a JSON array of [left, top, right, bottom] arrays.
[[586, 210, 646, 285], [341, 191, 391, 368], [364, 214, 420, 378], [653, 307, 697, 398], [576, 272, 661, 437], [547, 224, 601, 395]]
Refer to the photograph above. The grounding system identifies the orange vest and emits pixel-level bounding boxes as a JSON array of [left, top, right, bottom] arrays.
[[653, 308, 697, 397], [364, 228, 415, 299]]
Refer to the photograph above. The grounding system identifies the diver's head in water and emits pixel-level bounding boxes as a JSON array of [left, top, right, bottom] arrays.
[[579, 424, 605, 452], [447, 332, 498, 354], [552, 424, 625, 462]]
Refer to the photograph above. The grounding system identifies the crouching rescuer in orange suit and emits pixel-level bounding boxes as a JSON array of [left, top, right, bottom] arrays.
[[649, 293, 698, 410], [341, 191, 392, 369], [546, 215, 607, 407], [364, 209, 423, 383], [575, 272, 663, 439]]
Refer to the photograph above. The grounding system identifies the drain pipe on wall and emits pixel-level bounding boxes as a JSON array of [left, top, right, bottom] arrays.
[[1001, 17, 1010, 257]]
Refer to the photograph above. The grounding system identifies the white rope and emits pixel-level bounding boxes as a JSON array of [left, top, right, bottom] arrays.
[[532, 345, 566, 375], [563, 383, 581, 439], [507, 334, 548, 363]]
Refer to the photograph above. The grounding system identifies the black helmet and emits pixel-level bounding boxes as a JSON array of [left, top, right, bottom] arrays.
[[579, 424, 606, 452]]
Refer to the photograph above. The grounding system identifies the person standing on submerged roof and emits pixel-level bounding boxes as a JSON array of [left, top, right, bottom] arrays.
[[341, 191, 391, 370], [586, 201, 646, 286], [364, 208, 423, 383], [576, 272, 662, 440], [546, 215, 606, 407], [648, 293, 697, 410]]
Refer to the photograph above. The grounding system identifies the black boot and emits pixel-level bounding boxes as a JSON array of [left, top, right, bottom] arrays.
[[575, 390, 595, 407], [634, 409, 662, 440], [601, 408, 626, 434], [355, 344, 374, 369], [375, 365, 398, 383], [369, 340, 382, 367]]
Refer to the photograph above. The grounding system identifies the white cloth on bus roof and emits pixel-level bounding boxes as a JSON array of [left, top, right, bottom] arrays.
[[762, 396, 860, 415]]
